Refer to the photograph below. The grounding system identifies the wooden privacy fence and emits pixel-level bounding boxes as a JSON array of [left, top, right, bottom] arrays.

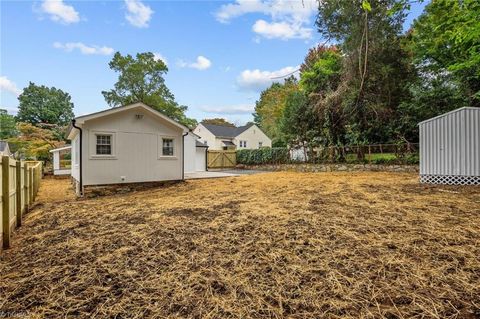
[[1, 157, 43, 250], [207, 150, 237, 169]]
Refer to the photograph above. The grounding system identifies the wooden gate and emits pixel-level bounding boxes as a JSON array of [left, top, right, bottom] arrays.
[[207, 150, 236, 169]]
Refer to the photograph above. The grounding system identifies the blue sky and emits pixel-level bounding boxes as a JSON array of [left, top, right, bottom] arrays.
[[1, 0, 427, 125]]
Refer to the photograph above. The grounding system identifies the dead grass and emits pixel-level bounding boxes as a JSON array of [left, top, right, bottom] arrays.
[[0, 172, 479, 318]]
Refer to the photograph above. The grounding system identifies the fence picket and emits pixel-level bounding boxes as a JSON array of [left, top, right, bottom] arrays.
[[2, 156, 10, 249], [0, 159, 43, 251], [16, 161, 22, 227]]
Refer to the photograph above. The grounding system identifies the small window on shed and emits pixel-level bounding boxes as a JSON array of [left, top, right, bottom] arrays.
[[96, 134, 112, 155], [162, 138, 174, 156], [259, 142, 263, 148]]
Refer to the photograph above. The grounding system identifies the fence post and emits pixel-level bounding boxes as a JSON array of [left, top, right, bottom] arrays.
[[2, 156, 10, 249], [16, 161, 22, 227], [368, 145, 372, 165], [24, 164, 28, 213], [29, 167, 33, 206]]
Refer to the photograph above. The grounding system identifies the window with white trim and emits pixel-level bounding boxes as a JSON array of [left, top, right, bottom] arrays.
[[162, 138, 174, 156], [258, 142, 263, 148], [96, 134, 112, 155]]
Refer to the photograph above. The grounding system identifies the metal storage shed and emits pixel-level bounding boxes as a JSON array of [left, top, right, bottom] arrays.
[[419, 107, 479, 185]]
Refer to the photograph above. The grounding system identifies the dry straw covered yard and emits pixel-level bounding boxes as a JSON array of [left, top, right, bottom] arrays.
[[0, 172, 479, 318]]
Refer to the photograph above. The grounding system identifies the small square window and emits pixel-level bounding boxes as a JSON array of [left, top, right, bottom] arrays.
[[162, 138, 174, 156], [259, 142, 263, 148], [96, 134, 111, 155]]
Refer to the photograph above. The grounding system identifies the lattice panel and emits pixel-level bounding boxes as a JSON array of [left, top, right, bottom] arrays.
[[420, 174, 480, 185]]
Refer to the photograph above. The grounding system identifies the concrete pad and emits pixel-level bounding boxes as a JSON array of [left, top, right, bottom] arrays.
[[184, 171, 240, 180]]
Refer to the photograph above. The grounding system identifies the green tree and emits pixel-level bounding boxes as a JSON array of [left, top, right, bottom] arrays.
[[299, 45, 345, 147], [253, 76, 299, 146], [0, 109, 17, 139], [8, 122, 64, 161], [201, 118, 235, 127], [410, 0, 480, 107], [280, 91, 318, 152], [316, 0, 414, 145], [17, 82, 74, 126], [300, 45, 342, 94], [397, 71, 468, 142], [102, 52, 197, 127]]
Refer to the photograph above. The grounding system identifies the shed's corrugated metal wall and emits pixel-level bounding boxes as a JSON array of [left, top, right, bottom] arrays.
[[420, 107, 479, 176]]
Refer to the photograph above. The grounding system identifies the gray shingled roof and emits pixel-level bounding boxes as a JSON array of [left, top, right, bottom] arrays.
[[202, 123, 254, 138], [0, 141, 9, 152]]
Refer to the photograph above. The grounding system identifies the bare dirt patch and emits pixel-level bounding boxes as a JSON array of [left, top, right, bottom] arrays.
[[0, 172, 479, 318]]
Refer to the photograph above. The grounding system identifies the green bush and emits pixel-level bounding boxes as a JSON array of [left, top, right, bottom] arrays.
[[237, 148, 289, 165], [236, 148, 419, 166]]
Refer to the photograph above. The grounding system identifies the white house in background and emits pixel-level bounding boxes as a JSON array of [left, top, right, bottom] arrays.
[[66, 102, 206, 196], [49, 145, 72, 176], [193, 123, 272, 150], [0, 141, 12, 157]]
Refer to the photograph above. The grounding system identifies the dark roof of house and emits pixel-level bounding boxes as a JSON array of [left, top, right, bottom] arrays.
[[0, 141, 9, 152], [195, 140, 208, 148], [201, 123, 254, 138]]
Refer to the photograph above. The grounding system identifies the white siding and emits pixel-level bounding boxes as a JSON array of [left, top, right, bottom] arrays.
[[81, 107, 184, 186], [71, 133, 80, 182], [419, 107, 480, 177], [193, 124, 218, 149], [184, 133, 196, 173], [195, 147, 207, 171], [234, 125, 272, 150]]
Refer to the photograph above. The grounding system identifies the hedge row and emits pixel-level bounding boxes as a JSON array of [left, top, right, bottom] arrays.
[[236, 148, 420, 165], [236, 148, 290, 165]]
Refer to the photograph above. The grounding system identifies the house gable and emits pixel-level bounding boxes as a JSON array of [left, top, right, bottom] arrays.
[[67, 102, 187, 139], [235, 124, 272, 149]]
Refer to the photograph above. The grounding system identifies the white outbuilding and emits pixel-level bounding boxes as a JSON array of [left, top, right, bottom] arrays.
[[419, 107, 479, 185], [66, 102, 206, 196], [49, 145, 72, 176]]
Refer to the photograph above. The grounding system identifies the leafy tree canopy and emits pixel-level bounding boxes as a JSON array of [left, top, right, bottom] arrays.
[[280, 91, 319, 148], [17, 82, 74, 126], [102, 52, 197, 128], [8, 122, 64, 161], [201, 118, 235, 127], [300, 45, 342, 96], [410, 0, 480, 106], [0, 109, 17, 140], [253, 76, 299, 146]]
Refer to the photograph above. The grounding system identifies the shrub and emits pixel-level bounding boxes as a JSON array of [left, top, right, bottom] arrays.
[[237, 148, 289, 165]]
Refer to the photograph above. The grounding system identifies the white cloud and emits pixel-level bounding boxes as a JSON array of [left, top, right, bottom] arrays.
[[153, 53, 168, 66], [216, 0, 315, 23], [53, 42, 114, 55], [0, 76, 21, 96], [124, 0, 153, 28], [237, 65, 300, 91], [190, 56, 212, 70], [0, 106, 19, 114], [252, 19, 312, 40], [41, 0, 80, 24], [200, 104, 254, 115], [215, 0, 316, 40], [178, 56, 212, 70]]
